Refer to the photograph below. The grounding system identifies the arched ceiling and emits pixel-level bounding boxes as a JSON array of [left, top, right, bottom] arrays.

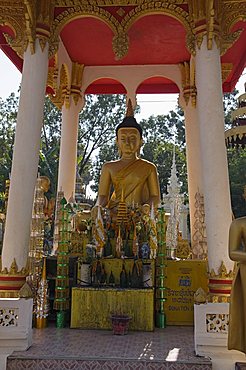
[[0, 2, 245, 94], [60, 15, 190, 67]]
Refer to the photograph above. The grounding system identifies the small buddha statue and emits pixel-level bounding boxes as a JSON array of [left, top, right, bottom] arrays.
[[96, 100, 161, 214], [228, 216, 246, 354]]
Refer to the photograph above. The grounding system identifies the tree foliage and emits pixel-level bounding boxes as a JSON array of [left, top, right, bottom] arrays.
[[228, 148, 246, 217], [77, 94, 125, 180], [0, 93, 18, 193], [224, 89, 238, 128], [39, 98, 61, 196]]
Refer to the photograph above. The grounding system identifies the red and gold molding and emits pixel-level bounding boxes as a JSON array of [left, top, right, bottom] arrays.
[[0, 258, 28, 298], [0, 275, 27, 298], [208, 261, 234, 303]]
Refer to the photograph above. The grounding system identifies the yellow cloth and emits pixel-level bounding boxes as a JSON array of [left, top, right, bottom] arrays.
[[228, 262, 246, 353], [108, 158, 157, 209]]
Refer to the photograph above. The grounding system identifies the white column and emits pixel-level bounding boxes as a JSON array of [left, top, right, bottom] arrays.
[[2, 41, 49, 270], [57, 100, 82, 201], [184, 101, 203, 247], [195, 38, 233, 274]]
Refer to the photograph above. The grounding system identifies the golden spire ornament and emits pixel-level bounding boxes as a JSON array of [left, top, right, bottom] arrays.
[[126, 99, 134, 117], [36, 257, 49, 329]]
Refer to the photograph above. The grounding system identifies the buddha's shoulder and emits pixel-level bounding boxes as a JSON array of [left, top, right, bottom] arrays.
[[138, 158, 157, 170], [101, 160, 121, 169], [231, 217, 246, 228]]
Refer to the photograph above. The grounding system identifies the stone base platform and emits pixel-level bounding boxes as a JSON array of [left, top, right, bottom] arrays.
[[7, 326, 212, 370]]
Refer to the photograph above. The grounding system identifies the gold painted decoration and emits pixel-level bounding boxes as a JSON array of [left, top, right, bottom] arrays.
[[0, 3, 27, 58], [1, 0, 245, 61], [179, 60, 197, 107], [220, 1, 246, 56], [56, 0, 146, 5], [112, 30, 129, 60], [0, 258, 28, 298], [51, 4, 119, 55], [187, 0, 246, 55], [122, 1, 193, 40], [221, 62, 233, 82], [210, 261, 233, 279], [0, 0, 57, 58], [49, 63, 70, 110], [192, 191, 207, 260], [194, 287, 207, 304], [208, 261, 234, 303], [18, 282, 33, 298], [71, 62, 84, 105], [0, 258, 28, 276], [23, 0, 36, 54]]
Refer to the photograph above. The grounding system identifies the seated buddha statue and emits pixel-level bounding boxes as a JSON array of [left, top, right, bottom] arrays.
[[96, 100, 161, 214]]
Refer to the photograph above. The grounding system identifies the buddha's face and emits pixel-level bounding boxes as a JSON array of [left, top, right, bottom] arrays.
[[117, 128, 142, 158]]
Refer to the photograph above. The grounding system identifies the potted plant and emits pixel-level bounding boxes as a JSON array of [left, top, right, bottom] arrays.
[[110, 313, 132, 335]]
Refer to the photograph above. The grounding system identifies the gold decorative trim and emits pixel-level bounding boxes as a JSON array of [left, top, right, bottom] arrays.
[[48, 61, 84, 108], [112, 30, 129, 60], [23, 0, 36, 54], [57, 0, 186, 5], [71, 62, 84, 105], [0, 258, 28, 276], [208, 261, 233, 303], [1, 1, 245, 60], [220, 2, 246, 56], [0, 4, 27, 58], [50, 4, 121, 59], [0, 290, 21, 298], [210, 261, 234, 279], [18, 282, 33, 298], [49, 63, 70, 110], [187, 0, 246, 55], [192, 191, 207, 260], [179, 60, 197, 107], [122, 2, 193, 37], [56, 0, 146, 5], [221, 62, 233, 82], [187, 0, 221, 52], [47, 65, 59, 92]]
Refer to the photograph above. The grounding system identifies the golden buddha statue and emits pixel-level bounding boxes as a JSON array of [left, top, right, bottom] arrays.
[[228, 216, 246, 353], [96, 100, 161, 214]]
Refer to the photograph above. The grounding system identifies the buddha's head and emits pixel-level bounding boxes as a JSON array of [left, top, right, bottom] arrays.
[[40, 176, 50, 193], [116, 100, 143, 158]]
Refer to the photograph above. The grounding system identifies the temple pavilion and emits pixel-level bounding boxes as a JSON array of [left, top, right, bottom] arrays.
[[0, 1, 246, 368]]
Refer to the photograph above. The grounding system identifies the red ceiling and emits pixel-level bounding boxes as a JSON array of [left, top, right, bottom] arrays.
[[0, 10, 245, 94], [61, 15, 190, 66]]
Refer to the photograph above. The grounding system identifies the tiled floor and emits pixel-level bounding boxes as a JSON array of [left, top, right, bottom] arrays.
[[7, 326, 212, 369]]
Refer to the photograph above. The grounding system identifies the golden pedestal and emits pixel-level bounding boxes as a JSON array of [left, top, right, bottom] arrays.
[[71, 287, 154, 331], [36, 317, 47, 329]]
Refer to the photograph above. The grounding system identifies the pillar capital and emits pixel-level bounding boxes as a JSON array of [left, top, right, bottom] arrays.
[[48, 61, 84, 112], [0, 0, 58, 59], [187, 0, 245, 56]]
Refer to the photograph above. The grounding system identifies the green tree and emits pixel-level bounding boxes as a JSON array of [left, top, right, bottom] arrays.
[[142, 141, 187, 197], [228, 148, 246, 217], [0, 93, 19, 194], [77, 94, 126, 177], [224, 89, 238, 128], [39, 98, 61, 196]]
